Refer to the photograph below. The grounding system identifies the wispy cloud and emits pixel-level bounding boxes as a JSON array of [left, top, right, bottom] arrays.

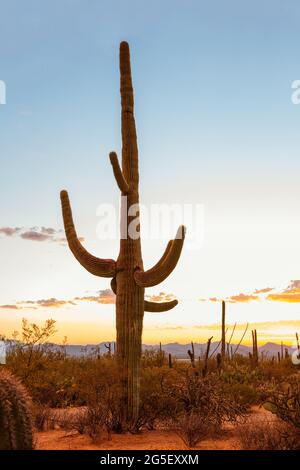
[[20, 298, 76, 308], [0, 304, 20, 310], [145, 292, 177, 303], [267, 280, 300, 303], [253, 287, 274, 294], [227, 293, 259, 303], [75, 289, 116, 305], [198, 281, 300, 304], [0, 227, 21, 236], [0, 226, 82, 244], [20, 231, 52, 242], [1, 289, 178, 311]]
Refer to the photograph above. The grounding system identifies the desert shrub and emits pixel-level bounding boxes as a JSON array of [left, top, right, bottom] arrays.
[[260, 361, 297, 382], [33, 404, 57, 431], [137, 367, 179, 430], [84, 404, 109, 442], [223, 383, 258, 406], [59, 404, 109, 442], [237, 415, 300, 450], [265, 375, 300, 429], [142, 349, 166, 368], [77, 357, 123, 432], [168, 373, 247, 447], [222, 363, 263, 386], [173, 410, 212, 448]]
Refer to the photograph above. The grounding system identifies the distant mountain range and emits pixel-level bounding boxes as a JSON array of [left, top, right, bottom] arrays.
[[45, 341, 296, 359], [4, 340, 295, 359]]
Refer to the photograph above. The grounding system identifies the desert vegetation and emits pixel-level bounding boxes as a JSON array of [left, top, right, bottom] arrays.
[[1, 317, 300, 450]]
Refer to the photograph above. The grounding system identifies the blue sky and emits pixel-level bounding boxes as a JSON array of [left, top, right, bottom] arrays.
[[1, 1, 300, 344]]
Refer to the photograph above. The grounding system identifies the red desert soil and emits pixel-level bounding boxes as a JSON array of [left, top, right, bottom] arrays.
[[35, 407, 271, 450]]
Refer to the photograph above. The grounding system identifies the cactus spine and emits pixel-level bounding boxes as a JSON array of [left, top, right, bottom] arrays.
[[60, 42, 185, 429], [0, 369, 33, 450]]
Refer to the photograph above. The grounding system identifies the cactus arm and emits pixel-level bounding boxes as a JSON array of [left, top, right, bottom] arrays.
[[144, 298, 178, 312], [109, 152, 129, 194], [134, 225, 186, 287], [60, 190, 116, 277], [111, 277, 177, 311]]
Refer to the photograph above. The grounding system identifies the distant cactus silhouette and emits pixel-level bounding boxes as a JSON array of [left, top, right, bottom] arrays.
[[221, 300, 226, 362], [60, 42, 185, 429], [251, 329, 258, 367], [0, 369, 33, 450]]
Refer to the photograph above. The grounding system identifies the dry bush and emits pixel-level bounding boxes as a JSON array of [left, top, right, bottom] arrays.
[[33, 404, 57, 431], [237, 415, 300, 450], [265, 376, 300, 430], [173, 410, 212, 448], [137, 367, 178, 430], [223, 383, 258, 406], [173, 373, 247, 427], [168, 373, 247, 447], [59, 404, 109, 442]]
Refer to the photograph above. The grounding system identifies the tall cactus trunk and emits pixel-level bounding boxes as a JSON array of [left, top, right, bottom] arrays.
[[60, 42, 185, 431], [221, 300, 226, 362], [115, 42, 144, 427]]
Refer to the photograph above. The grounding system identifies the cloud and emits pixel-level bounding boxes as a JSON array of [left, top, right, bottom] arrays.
[[253, 287, 274, 294], [3, 289, 177, 312], [41, 227, 57, 235], [284, 280, 300, 291], [36, 298, 76, 308], [20, 298, 76, 308], [200, 294, 258, 303], [0, 226, 81, 244], [200, 288, 273, 304], [0, 304, 20, 310], [267, 292, 300, 303], [227, 293, 259, 303], [145, 292, 177, 303], [75, 289, 116, 305], [148, 325, 186, 331], [0, 227, 21, 237], [267, 280, 300, 303], [20, 231, 52, 242]]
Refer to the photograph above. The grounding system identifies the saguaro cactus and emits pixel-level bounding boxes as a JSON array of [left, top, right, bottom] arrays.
[[251, 329, 258, 367], [0, 369, 33, 450], [60, 42, 185, 429], [221, 300, 226, 362]]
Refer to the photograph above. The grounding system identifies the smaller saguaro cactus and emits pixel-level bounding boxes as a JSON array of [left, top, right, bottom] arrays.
[[285, 348, 289, 359], [202, 336, 213, 378], [251, 329, 258, 367], [168, 353, 173, 369], [104, 342, 112, 356], [221, 300, 226, 362], [281, 341, 284, 361], [0, 369, 33, 450], [277, 351, 281, 363], [187, 341, 195, 368]]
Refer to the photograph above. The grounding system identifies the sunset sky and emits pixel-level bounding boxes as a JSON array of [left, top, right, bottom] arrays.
[[1, 1, 300, 346]]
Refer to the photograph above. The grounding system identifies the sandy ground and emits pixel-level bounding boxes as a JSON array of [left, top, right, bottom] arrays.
[[35, 407, 271, 450]]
